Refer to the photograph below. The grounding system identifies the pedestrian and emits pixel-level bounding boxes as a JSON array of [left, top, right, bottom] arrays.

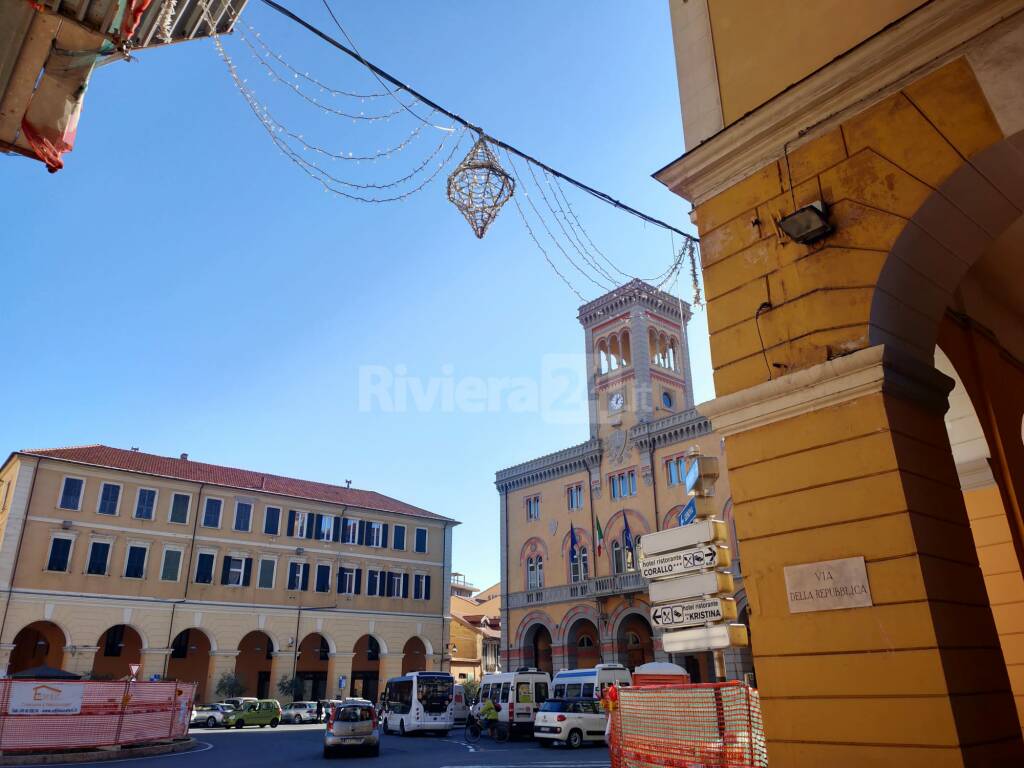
[[316, 700, 323, 723]]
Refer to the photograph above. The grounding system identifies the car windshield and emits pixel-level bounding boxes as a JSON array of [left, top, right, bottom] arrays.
[[540, 700, 568, 712]]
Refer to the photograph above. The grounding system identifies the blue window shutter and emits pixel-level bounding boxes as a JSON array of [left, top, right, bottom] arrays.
[[357, 520, 366, 546], [402, 573, 409, 599], [336, 567, 344, 593], [242, 558, 253, 587], [313, 514, 323, 540], [368, 570, 378, 596], [301, 563, 310, 591], [305, 516, 314, 539], [332, 517, 341, 542], [385, 572, 394, 598], [287, 510, 296, 537], [381, 524, 389, 549], [355, 569, 362, 595], [220, 557, 232, 585], [424, 575, 431, 601]]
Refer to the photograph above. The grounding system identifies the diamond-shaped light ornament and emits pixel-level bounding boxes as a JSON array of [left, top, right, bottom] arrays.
[[447, 136, 515, 239]]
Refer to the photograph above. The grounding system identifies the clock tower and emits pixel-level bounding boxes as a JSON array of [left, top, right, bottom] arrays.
[[578, 279, 694, 444]]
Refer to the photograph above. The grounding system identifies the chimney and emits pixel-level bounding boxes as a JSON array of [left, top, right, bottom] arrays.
[[180, 453, 189, 461], [130, 447, 139, 452]]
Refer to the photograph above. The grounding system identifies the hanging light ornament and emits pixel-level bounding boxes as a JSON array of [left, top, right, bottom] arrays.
[[447, 135, 514, 239]]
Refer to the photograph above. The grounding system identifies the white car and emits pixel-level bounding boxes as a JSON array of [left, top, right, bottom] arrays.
[[324, 698, 380, 758], [533, 699, 607, 749], [283, 701, 319, 723], [190, 703, 235, 728]]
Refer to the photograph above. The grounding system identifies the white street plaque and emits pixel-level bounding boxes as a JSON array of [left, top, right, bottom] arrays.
[[784, 556, 873, 613], [640, 544, 730, 580], [649, 570, 734, 604], [637, 519, 728, 558], [651, 598, 735, 629], [661, 623, 748, 652]]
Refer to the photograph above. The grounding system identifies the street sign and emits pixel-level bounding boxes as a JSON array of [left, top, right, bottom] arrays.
[[638, 519, 728, 557], [685, 456, 720, 497], [661, 623, 749, 653], [129, 663, 140, 679], [651, 597, 737, 629], [649, 569, 734, 603], [641, 544, 731, 580], [684, 459, 700, 493], [338, 675, 347, 692], [677, 498, 697, 526]]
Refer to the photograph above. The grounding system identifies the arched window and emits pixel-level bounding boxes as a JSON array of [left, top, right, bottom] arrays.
[[668, 339, 677, 371], [621, 331, 631, 366], [609, 335, 620, 371], [527, 557, 537, 589], [597, 340, 609, 375], [536, 555, 544, 588], [578, 635, 595, 648], [658, 333, 668, 367], [570, 546, 590, 583], [648, 328, 657, 361], [611, 540, 624, 575]]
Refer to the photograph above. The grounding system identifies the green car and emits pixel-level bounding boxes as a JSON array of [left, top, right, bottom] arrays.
[[223, 699, 282, 729]]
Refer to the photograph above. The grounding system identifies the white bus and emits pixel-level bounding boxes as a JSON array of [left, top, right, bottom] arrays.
[[382, 671, 455, 736], [551, 663, 632, 701]]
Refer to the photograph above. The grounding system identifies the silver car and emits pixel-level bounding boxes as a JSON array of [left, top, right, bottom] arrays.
[[323, 698, 380, 757], [283, 701, 319, 724], [190, 703, 235, 728]]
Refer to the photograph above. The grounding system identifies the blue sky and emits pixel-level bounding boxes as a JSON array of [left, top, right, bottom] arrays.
[[0, 0, 706, 590]]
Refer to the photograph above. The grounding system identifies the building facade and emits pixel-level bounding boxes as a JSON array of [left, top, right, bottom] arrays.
[[496, 280, 751, 683], [657, 1, 1024, 764], [0, 445, 456, 704]]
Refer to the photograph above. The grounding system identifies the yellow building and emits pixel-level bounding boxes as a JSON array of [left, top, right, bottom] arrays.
[[656, 1, 1024, 764], [449, 591, 501, 683], [496, 281, 751, 683], [0, 445, 456, 704]]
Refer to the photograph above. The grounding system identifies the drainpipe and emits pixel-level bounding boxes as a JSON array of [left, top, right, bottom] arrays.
[[649, 440, 662, 532]]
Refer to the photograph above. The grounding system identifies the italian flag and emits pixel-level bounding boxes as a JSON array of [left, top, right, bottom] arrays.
[[596, 516, 605, 557]]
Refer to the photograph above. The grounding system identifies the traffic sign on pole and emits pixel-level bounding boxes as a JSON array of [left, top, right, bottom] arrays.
[[129, 663, 140, 680], [661, 623, 749, 653], [638, 519, 728, 558], [651, 597, 738, 629], [677, 498, 697, 526], [641, 544, 731, 580]]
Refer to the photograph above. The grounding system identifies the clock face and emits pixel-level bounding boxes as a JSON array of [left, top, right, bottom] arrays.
[[609, 392, 625, 412]]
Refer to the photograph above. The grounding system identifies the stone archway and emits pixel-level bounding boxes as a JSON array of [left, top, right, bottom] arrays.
[[236, 631, 275, 699], [565, 618, 601, 670], [9, 621, 66, 674], [296, 633, 329, 701], [616, 614, 654, 670], [522, 624, 553, 676], [401, 637, 426, 674], [91, 625, 143, 680], [166, 628, 212, 701], [351, 635, 382, 703]]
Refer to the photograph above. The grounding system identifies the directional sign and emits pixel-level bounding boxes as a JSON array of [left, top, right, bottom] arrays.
[[677, 498, 697, 527], [649, 569, 734, 603], [684, 459, 700, 493], [129, 663, 140, 679], [661, 623, 749, 653], [651, 598, 737, 629], [638, 519, 728, 558], [641, 544, 730, 580]]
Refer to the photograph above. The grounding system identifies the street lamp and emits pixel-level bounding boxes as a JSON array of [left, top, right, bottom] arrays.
[[778, 201, 832, 244]]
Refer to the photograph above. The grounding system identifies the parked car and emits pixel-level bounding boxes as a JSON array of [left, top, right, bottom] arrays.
[[475, 668, 551, 736], [533, 699, 607, 748], [324, 698, 380, 758], [283, 701, 320, 724], [190, 703, 234, 728], [222, 699, 282, 729], [221, 696, 258, 710]]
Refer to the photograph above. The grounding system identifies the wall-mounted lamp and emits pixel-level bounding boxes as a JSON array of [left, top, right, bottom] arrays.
[[61, 520, 73, 530], [295, 547, 304, 556], [778, 200, 831, 244]]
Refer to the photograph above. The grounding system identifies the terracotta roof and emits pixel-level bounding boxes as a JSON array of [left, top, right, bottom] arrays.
[[19, 445, 454, 523]]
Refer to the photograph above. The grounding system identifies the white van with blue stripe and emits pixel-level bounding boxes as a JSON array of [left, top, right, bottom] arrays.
[[550, 663, 632, 700]]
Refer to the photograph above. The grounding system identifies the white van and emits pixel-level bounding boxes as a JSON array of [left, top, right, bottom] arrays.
[[452, 684, 469, 723], [551, 663, 632, 700], [476, 668, 551, 736]]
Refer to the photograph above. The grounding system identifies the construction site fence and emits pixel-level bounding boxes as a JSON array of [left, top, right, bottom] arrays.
[[610, 681, 767, 768], [0, 680, 195, 753]]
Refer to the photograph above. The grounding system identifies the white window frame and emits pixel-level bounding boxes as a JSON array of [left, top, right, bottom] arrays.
[[133, 487, 159, 520], [233, 500, 254, 533], [160, 545, 184, 582], [314, 561, 332, 593], [95, 482, 123, 516], [367, 521, 383, 548], [392, 524, 407, 551], [338, 566, 356, 595], [85, 537, 113, 576], [414, 527, 429, 554], [123, 541, 151, 580], [257, 557, 277, 590], [225, 552, 246, 587], [388, 571, 404, 598], [413, 572, 428, 600], [201, 497, 224, 529], [293, 510, 308, 539], [46, 532, 77, 573], [168, 492, 192, 525], [264, 506, 282, 536], [342, 518, 358, 544], [58, 476, 85, 511], [195, 548, 217, 584], [526, 496, 540, 520]]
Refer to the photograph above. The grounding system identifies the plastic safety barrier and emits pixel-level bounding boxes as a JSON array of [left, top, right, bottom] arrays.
[[610, 681, 767, 768], [0, 680, 195, 753]]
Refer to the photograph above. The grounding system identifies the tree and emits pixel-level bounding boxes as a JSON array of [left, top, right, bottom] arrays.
[[461, 677, 480, 703], [215, 672, 246, 699], [277, 674, 304, 701]]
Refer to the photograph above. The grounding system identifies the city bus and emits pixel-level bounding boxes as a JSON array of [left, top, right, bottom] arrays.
[[382, 671, 455, 736]]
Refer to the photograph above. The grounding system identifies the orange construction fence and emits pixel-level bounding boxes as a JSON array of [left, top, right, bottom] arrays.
[[610, 681, 767, 768], [0, 680, 195, 753]]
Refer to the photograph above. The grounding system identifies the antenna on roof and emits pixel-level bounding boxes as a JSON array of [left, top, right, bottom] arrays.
[[131, 447, 139, 452], [345, 480, 352, 488]]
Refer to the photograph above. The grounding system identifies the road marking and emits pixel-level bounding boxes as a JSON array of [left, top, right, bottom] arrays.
[[28, 741, 214, 767]]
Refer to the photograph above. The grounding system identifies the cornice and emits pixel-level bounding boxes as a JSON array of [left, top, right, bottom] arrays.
[[578, 279, 690, 328], [495, 439, 602, 493], [654, 0, 1024, 206], [630, 408, 713, 452]]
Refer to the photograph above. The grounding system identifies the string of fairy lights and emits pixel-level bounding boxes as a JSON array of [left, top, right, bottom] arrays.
[[191, 0, 702, 306]]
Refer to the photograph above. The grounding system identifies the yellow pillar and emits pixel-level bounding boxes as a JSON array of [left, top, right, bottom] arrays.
[[331, 652, 354, 699], [703, 345, 1024, 766], [269, 650, 298, 702], [206, 651, 239, 703], [378, 653, 403, 689]]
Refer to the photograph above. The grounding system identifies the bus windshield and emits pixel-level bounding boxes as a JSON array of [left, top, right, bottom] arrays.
[[417, 676, 453, 714]]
